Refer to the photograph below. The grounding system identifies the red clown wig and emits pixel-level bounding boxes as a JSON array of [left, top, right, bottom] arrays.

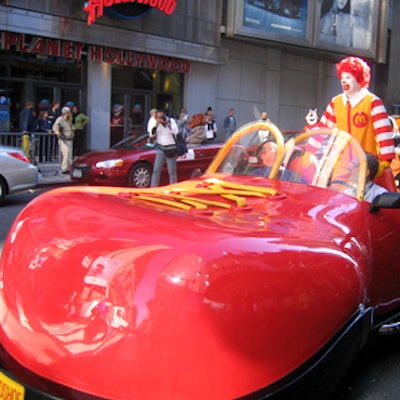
[[336, 57, 371, 89]]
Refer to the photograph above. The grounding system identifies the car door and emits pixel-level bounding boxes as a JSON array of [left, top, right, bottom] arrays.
[[366, 206, 400, 313], [176, 143, 221, 180]]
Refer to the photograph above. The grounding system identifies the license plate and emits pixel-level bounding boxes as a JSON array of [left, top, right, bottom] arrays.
[[72, 169, 83, 178], [0, 370, 25, 399]]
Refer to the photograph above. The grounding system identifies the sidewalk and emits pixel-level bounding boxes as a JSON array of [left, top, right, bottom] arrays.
[[37, 163, 76, 187]]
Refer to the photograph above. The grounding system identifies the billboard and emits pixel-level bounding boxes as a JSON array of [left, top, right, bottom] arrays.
[[228, 0, 314, 46], [226, 0, 386, 60], [314, 0, 380, 58]]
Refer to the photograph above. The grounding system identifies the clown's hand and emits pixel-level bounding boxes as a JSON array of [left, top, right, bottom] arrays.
[[377, 161, 390, 177]]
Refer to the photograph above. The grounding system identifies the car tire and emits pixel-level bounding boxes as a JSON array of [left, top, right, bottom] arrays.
[[128, 162, 152, 188], [0, 177, 6, 206]]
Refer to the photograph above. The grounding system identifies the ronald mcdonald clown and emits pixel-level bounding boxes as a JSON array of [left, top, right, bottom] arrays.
[[321, 57, 395, 175]]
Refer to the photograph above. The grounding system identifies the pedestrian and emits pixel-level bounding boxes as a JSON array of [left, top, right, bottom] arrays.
[[205, 109, 217, 141], [147, 108, 157, 136], [19, 100, 37, 157], [65, 101, 75, 109], [19, 100, 37, 133], [47, 100, 61, 123], [37, 99, 50, 112], [48, 100, 60, 120], [186, 113, 206, 145], [52, 107, 75, 174], [37, 110, 52, 133], [176, 107, 187, 120], [223, 108, 237, 140], [177, 108, 191, 139], [258, 111, 271, 142], [150, 110, 179, 187], [72, 105, 89, 156], [321, 56, 395, 176], [37, 109, 53, 162], [261, 112, 270, 122]]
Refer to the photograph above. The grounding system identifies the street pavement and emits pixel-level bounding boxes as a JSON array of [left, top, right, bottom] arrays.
[[37, 162, 76, 187]]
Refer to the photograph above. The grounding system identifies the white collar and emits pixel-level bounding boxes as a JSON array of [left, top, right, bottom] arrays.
[[341, 87, 370, 108]]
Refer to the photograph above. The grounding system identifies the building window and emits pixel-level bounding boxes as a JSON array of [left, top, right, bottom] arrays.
[[112, 66, 183, 117]]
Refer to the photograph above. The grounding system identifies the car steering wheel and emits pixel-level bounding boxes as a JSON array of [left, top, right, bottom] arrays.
[[328, 180, 357, 196]]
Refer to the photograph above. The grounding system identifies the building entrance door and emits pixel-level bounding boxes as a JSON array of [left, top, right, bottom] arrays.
[[110, 92, 149, 147], [34, 84, 83, 113]]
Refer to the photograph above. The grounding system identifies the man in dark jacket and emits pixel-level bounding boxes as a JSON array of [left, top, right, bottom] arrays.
[[19, 100, 37, 157], [19, 100, 37, 133]]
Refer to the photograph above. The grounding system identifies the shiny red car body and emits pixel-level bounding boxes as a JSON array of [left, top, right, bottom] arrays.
[[0, 122, 400, 400], [71, 134, 223, 187]]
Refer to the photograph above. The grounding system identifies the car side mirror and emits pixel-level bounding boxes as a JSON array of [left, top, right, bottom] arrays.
[[369, 192, 400, 213]]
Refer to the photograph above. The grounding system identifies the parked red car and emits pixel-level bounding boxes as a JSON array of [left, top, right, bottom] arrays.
[[71, 134, 223, 187], [0, 121, 399, 400]]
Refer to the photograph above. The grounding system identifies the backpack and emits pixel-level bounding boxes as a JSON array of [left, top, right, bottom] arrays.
[[174, 132, 187, 156]]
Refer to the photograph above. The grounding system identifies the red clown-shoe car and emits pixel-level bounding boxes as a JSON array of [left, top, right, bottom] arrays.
[[71, 134, 223, 188], [0, 121, 400, 400]]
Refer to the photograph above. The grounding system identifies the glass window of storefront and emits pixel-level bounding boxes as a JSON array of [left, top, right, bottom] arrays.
[[110, 66, 183, 145], [112, 66, 183, 116], [0, 54, 82, 82], [0, 52, 84, 132]]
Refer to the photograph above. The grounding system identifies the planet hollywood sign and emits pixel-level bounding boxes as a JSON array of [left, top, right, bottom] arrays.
[[0, 32, 191, 73], [91, 46, 191, 72], [83, 0, 177, 25]]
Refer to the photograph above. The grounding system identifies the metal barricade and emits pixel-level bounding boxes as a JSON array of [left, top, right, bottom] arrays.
[[0, 132, 59, 164]]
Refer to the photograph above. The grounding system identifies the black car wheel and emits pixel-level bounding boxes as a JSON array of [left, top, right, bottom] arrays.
[[128, 162, 152, 188], [0, 177, 6, 206]]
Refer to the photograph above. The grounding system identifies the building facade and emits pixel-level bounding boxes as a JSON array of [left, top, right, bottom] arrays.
[[0, 0, 398, 149]]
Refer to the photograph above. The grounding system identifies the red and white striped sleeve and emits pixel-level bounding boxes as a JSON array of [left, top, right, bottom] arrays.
[[320, 100, 336, 128], [371, 96, 395, 162]]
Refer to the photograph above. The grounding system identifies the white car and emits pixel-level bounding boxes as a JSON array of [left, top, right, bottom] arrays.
[[0, 145, 39, 204]]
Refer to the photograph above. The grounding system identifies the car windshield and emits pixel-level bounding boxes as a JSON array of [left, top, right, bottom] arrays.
[[112, 134, 149, 150], [207, 121, 367, 201]]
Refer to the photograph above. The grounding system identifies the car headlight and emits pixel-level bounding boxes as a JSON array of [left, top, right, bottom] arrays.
[[95, 159, 124, 168]]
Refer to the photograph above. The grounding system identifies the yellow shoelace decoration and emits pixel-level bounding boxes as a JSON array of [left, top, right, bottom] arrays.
[[124, 179, 278, 211]]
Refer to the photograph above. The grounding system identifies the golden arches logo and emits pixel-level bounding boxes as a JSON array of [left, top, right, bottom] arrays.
[[353, 112, 368, 128]]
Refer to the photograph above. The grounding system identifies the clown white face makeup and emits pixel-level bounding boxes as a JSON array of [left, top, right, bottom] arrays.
[[341, 72, 361, 99]]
